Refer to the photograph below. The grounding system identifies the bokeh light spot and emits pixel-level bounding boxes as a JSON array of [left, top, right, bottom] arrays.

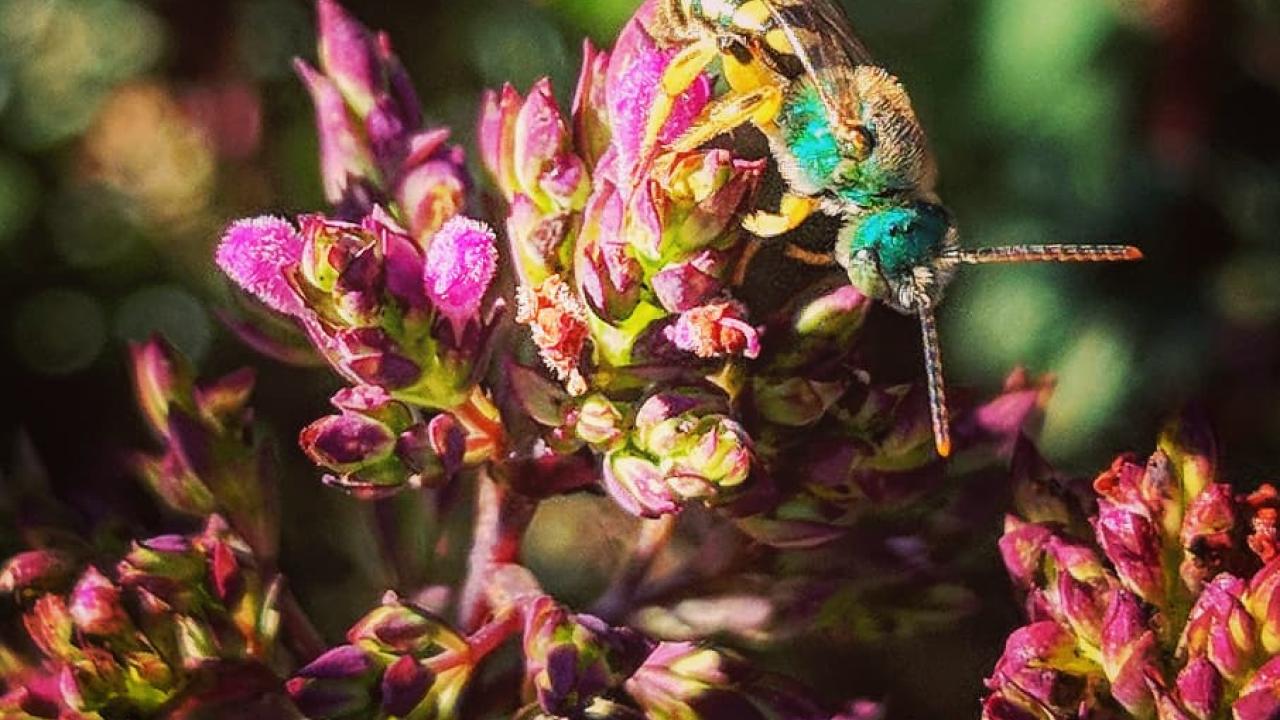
[[1213, 252, 1280, 326], [12, 288, 107, 375], [1041, 321, 1134, 459], [114, 285, 212, 364], [0, 153, 38, 248]]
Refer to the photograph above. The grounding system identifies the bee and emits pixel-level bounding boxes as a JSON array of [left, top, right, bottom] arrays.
[[646, 0, 1142, 457]]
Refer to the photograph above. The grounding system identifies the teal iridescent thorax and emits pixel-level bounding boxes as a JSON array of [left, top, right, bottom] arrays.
[[777, 82, 880, 205], [845, 203, 950, 280]]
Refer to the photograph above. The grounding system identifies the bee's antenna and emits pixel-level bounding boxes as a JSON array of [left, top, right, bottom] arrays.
[[915, 287, 951, 458], [942, 244, 1142, 265]]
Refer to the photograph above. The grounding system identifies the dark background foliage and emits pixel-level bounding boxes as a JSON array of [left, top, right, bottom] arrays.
[[0, 0, 1277, 716]]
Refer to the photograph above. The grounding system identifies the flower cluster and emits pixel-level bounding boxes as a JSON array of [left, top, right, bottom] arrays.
[[985, 416, 1280, 719], [131, 337, 278, 559], [216, 0, 505, 497], [0, 517, 289, 718]]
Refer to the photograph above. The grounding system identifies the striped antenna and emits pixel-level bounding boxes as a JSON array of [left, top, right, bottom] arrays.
[[943, 244, 1142, 265], [915, 291, 951, 458]]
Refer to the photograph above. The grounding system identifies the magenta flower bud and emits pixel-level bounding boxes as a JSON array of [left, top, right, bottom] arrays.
[[520, 596, 648, 716], [24, 595, 75, 661], [315, 0, 380, 116], [575, 179, 642, 321], [300, 413, 397, 473], [1047, 562, 1108, 649], [1247, 557, 1280, 653], [650, 249, 728, 313], [1100, 590, 1156, 715], [1234, 655, 1280, 720], [380, 655, 434, 716], [997, 517, 1054, 591], [1175, 657, 1222, 719], [296, 214, 386, 325], [1179, 483, 1236, 594], [333, 327, 421, 389], [1094, 502, 1166, 607], [129, 336, 196, 438], [574, 394, 626, 448], [665, 300, 761, 360], [478, 83, 522, 200], [67, 567, 130, 637], [1183, 574, 1256, 682], [986, 621, 1095, 717], [295, 59, 379, 206], [395, 413, 466, 488], [423, 216, 498, 337], [514, 79, 590, 213], [287, 645, 379, 719], [397, 132, 468, 242], [215, 216, 304, 316], [571, 39, 611, 169], [0, 550, 77, 596], [346, 592, 467, 657], [959, 368, 1054, 455], [603, 452, 680, 518]]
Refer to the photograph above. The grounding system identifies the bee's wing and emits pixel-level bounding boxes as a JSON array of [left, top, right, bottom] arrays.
[[762, 0, 877, 115], [765, 0, 876, 67]]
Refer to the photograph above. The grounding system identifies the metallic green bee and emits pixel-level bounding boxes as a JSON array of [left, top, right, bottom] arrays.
[[647, 0, 1142, 457]]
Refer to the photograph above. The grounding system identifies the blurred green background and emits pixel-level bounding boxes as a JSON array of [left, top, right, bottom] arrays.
[[0, 0, 1277, 716]]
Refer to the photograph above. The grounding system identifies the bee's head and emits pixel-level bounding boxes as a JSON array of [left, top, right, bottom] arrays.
[[827, 66, 936, 204], [835, 200, 958, 313]]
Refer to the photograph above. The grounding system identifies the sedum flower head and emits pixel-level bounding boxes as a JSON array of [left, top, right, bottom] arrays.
[[286, 592, 472, 720], [984, 415, 1280, 719], [0, 517, 284, 716]]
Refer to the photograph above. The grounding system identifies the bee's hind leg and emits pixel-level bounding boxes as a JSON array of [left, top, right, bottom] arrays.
[[640, 39, 720, 165], [742, 193, 819, 237], [669, 83, 783, 154]]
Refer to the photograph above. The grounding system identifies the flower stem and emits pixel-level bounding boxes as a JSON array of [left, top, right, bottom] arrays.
[[457, 467, 535, 631], [424, 609, 521, 674], [591, 514, 677, 621], [276, 579, 327, 663]]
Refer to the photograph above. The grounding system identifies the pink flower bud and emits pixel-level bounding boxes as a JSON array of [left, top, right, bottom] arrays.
[[1175, 657, 1222, 719], [68, 567, 129, 637], [1234, 655, 1280, 720], [295, 59, 379, 205], [1100, 590, 1157, 714], [1094, 502, 1166, 607], [571, 39, 611, 168]]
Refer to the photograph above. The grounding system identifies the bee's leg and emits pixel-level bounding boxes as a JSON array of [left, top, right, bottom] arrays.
[[782, 243, 836, 267], [742, 193, 819, 237], [730, 235, 835, 287], [670, 83, 783, 154], [721, 40, 776, 94], [640, 38, 720, 166]]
